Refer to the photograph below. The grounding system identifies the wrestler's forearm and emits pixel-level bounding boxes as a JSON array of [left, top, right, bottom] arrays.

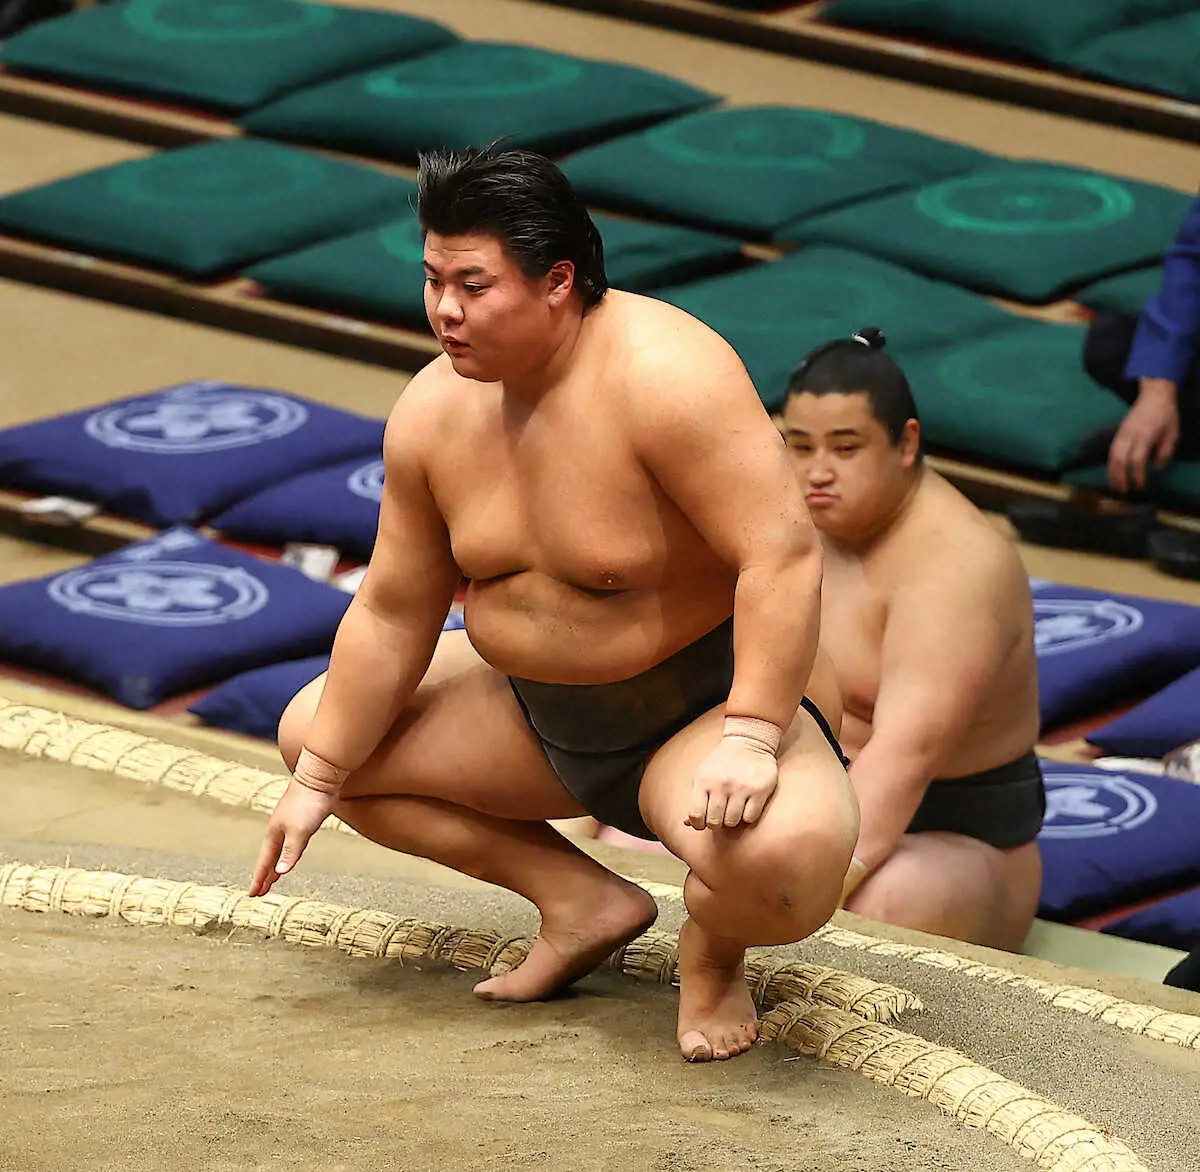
[[724, 549, 822, 730], [847, 736, 935, 872], [299, 597, 438, 773]]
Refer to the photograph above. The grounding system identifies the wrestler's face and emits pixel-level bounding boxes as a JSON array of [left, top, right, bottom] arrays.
[[423, 231, 574, 382], [781, 391, 920, 540]]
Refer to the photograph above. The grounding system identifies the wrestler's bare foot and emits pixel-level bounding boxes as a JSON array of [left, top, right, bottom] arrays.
[[676, 918, 758, 1062], [473, 875, 657, 1002]]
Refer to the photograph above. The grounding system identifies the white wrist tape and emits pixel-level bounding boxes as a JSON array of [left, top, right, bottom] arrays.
[[293, 747, 350, 795], [722, 715, 783, 756]]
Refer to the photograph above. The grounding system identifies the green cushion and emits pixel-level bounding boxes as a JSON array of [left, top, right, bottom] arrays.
[[903, 323, 1129, 473], [824, 0, 1190, 63], [562, 105, 988, 238], [240, 41, 716, 161], [245, 210, 744, 328], [781, 163, 1192, 303], [1070, 13, 1200, 103], [0, 138, 409, 277], [1075, 268, 1163, 316], [658, 245, 1015, 411], [0, 0, 457, 113], [1066, 463, 1200, 510]]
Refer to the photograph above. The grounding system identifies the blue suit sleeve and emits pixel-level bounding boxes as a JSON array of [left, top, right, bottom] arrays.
[[1126, 193, 1200, 388]]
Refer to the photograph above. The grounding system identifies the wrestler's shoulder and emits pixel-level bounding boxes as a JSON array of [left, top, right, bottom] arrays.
[[892, 474, 1024, 588], [380, 358, 464, 459], [604, 291, 744, 377]]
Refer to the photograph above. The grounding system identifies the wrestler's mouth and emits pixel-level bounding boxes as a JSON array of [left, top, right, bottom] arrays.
[[805, 492, 838, 506], [441, 336, 469, 354]]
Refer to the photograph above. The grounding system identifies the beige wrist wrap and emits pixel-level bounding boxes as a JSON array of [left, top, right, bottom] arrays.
[[722, 715, 783, 756], [292, 747, 350, 795]]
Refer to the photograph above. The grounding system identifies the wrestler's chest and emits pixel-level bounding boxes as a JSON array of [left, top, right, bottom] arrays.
[[819, 562, 887, 719], [434, 443, 676, 588]]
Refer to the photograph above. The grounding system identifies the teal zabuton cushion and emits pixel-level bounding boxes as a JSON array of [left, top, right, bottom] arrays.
[[1066, 463, 1200, 511], [659, 245, 1015, 411], [1070, 13, 1200, 103], [0, 0, 457, 113], [1075, 267, 1163, 316], [562, 105, 988, 238], [240, 41, 716, 161], [823, 0, 1191, 63], [902, 322, 1129, 473], [0, 138, 410, 277], [781, 162, 1193, 303], [246, 209, 745, 327]]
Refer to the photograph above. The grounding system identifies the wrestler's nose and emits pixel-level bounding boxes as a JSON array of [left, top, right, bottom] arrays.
[[808, 459, 835, 487], [434, 288, 465, 327]]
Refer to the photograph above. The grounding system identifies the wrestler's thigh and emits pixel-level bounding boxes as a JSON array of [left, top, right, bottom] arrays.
[[846, 833, 1042, 951], [638, 704, 859, 904], [277, 629, 584, 821]]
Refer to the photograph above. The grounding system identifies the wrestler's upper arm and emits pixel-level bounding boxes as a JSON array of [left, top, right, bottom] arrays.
[[355, 375, 461, 625], [627, 321, 814, 568], [871, 552, 1011, 757]]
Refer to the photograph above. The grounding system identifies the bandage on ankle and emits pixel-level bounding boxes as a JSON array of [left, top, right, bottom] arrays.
[[722, 715, 783, 756], [293, 747, 350, 795]]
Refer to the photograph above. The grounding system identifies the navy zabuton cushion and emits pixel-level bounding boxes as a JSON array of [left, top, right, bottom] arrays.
[[1032, 579, 1200, 730], [210, 455, 384, 561], [0, 380, 385, 527], [189, 654, 330, 740], [1038, 761, 1200, 921], [1087, 666, 1200, 759], [0, 529, 350, 709], [1103, 886, 1200, 952], [191, 608, 467, 738]]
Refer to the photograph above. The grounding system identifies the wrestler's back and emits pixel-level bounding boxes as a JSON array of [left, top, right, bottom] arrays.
[[421, 291, 740, 685], [819, 471, 1039, 776]]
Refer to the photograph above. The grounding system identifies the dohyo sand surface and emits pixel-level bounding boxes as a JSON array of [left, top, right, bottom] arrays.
[[3, 704, 1200, 1172]]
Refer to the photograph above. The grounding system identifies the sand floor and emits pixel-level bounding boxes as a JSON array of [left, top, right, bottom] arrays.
[[4, 739, 1199, 1172]]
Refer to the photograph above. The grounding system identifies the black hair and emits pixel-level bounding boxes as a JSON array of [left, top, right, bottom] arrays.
[[787, 327, 921, 453], [416, 143, 608, 309]]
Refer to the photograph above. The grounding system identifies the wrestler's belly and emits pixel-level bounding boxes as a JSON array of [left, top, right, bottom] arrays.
[[843, 705, 1039, 779], [462, 570, 734, 684]]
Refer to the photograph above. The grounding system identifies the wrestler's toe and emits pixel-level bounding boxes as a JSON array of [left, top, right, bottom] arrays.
[[679, 1030, 715, 1062]]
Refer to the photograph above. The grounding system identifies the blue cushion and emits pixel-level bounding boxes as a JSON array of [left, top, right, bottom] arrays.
[[1102, 885, 1200, 951], [1086, 667, 1200, 759], [210, 455, 384, 561], [1037, 761, 1200, 921], [191, 607, 467, 738], [0, 380, 385, 527], [0, 529, 350, 709], [189, 654, 330, 740], [1032, 579, 1200, 729]]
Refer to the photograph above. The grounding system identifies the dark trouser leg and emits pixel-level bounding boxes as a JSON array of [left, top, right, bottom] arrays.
[[1084, 311, 1200, 460]]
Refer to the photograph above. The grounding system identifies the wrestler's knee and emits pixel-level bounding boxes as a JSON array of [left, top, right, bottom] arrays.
[[706, 822, 851, 944], [276, 674, 325, 771]]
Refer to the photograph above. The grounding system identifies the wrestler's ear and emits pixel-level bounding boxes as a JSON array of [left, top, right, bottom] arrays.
[[899, 418, 921, 469], [545, 260, 575, 307]]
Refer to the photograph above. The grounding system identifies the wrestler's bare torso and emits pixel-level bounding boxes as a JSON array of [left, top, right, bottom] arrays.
[[405, 291, 739, 684], [820, 470, 1039, 776]]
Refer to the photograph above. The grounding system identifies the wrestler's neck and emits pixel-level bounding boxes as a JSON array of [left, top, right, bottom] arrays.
[[828, 464, 925, 553], [500, 298, 595, 404]]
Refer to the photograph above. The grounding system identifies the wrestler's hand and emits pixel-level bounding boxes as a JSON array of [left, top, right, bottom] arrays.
[[248, 780, 336, 897], [686, 722, 781, 830]]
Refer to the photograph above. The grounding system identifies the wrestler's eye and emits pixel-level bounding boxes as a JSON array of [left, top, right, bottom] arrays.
[[835, 445, 860, 455], [464, 284, 487, 294], [424, 276, 442, 289]]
